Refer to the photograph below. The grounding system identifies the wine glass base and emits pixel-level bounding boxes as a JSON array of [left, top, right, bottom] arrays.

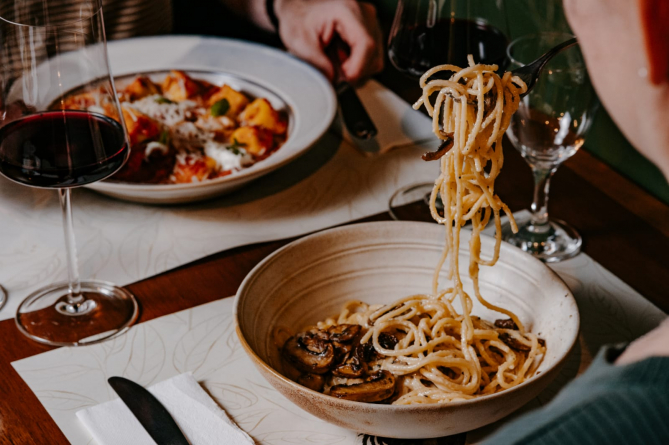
[[15, 280, 139, 347], [389, 182, 442, 222], [0, 285, 6, 311], [503, 217, 581, 263]]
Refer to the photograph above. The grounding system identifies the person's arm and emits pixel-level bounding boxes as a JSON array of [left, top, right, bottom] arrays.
[[482, 344, 669, 445], [220, 0, 384, 83]]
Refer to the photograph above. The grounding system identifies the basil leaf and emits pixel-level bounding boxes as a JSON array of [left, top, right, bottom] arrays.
[[227, 138, 246, 155], [158, 130, 170, 145], [211, 98, 230, 117], [155, 96, 175, 104]]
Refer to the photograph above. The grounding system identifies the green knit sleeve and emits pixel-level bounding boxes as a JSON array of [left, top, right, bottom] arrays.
[[481, 345, 669, 445]]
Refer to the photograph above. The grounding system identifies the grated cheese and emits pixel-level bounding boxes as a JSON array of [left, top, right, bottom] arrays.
[[204, 140, 253, 172]]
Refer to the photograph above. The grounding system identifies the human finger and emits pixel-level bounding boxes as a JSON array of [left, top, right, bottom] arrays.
[[337, 4, 381, 82], [284, 31, 335, 81]]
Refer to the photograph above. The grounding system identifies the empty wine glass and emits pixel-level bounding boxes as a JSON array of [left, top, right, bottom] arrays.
[[504, 33, 599, 262], [0, 0, 138, 345], [387, 0, 510, 221]]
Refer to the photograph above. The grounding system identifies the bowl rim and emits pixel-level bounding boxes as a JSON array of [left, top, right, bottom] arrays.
[[234, 220, 580, 411], [86, 35, 337, 199], [86, 67, 309, 191]]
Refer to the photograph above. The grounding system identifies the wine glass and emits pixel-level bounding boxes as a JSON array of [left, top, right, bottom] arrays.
[[0, 0, 138, 346], [387, 0, 510, 221], [504, 33, 599, 262]]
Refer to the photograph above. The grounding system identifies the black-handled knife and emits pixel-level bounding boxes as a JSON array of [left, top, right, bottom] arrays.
[[335, 81, 377, 140], [108, 376, 190, 445], [326, 36, 378, 141]]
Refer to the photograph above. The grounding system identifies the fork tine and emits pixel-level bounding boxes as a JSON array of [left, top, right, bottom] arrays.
[[511, 37, 578, 97]]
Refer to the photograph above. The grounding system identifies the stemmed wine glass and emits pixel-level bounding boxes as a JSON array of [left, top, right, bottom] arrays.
[[0, 0, 138, 345], [504, 33, 599, 261], [387, 0, 510, 221]]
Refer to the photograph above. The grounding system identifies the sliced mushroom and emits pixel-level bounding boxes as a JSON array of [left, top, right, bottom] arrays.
[[299, 330, 332, 354], [332, 354, 367, 378], [306, 328, 330, 341], [494, 318, 518, 330], [333, 341, 354, 360], [499, 333, 547, 351], [282, 335, 335, 374], [297, 373, 325, 392], [482, 92, 497, 116], [378, 332, 398, 350], [327, 324, 361, 343], [356, 342, 380, 363], [499, 333, 530, 352], [422, 137, 454, 161], [329, 371, 396, 403]]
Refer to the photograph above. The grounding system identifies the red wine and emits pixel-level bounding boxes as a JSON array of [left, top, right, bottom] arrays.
[[389, 18, 509, 79], [0, 111, 127, 188]]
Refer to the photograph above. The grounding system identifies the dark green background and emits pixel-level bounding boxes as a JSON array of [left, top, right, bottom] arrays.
[[173, 0, 669, 204], [373, 0, 669, 204]]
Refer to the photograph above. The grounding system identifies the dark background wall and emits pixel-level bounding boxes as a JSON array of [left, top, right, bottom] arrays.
[[171, 0, 669, 204]]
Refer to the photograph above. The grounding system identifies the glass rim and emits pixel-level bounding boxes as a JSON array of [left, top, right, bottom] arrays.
[[0, 0, 103, 29], [507, 32, 584, 73]]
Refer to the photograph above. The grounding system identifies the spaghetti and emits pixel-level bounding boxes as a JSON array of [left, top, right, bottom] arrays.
[[284, 58, 545, 404]]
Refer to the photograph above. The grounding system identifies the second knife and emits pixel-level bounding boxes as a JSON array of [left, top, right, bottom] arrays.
[[108, 376, 190, 445]]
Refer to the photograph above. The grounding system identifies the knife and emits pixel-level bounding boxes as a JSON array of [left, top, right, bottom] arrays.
[[108, 376, 190, 445], [335, 81, 377, 140], [326, 36, 378, 141]]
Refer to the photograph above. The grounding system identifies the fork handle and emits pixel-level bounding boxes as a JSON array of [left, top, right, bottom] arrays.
[[512, 37, 578, 96]]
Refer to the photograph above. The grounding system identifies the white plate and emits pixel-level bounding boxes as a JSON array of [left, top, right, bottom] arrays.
[[87, 36, 336, 204], [236, 221, 580, 438]]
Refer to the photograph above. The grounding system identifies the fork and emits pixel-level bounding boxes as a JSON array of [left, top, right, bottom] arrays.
[[513, 37, 578, 97], [426, 37, 578, 158]]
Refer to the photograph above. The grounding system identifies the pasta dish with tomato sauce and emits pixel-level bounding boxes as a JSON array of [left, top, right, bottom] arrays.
[[59, 70, 287, 184]]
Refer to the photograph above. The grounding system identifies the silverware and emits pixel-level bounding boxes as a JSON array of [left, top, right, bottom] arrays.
[[108, 376, 190, 445], [513, 37, 578, 97], [335, 81, 378, 140], [327, 36, 378, 141], [431, 37, 578, 154]]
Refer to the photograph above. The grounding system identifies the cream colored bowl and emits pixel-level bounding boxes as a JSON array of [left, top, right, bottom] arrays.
[[234, 221, 579, 438]]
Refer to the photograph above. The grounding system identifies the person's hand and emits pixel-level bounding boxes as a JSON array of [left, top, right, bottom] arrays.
[[274, 0, 384, 84], [616, 318, 669, 365], [564, 0, 669, 178]]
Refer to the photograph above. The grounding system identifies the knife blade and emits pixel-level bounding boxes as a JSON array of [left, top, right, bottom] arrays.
[[335, 81, 378, 140], [108, 376, 190, 445], [326, 36, 378, 141]]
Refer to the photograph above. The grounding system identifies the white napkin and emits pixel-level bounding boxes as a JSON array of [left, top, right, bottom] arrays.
[[332, 79, 438, 156], [76, 373, 254, 445]]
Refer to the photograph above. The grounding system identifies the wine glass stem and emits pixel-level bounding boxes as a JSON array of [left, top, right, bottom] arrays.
[[59, 188, 83, 305], [529, 167, 557, 231]]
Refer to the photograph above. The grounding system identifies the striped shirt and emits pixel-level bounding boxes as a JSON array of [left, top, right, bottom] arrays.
[[0, 0, 173, 84], [0, 0, 172, 39]]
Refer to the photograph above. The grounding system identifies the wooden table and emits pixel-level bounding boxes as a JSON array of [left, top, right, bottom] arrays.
[[2, 49, 669, 445]]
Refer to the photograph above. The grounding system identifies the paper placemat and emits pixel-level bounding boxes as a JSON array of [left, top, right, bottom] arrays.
[[0, 81, 439, 321], [12, 249, 666, 445]]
